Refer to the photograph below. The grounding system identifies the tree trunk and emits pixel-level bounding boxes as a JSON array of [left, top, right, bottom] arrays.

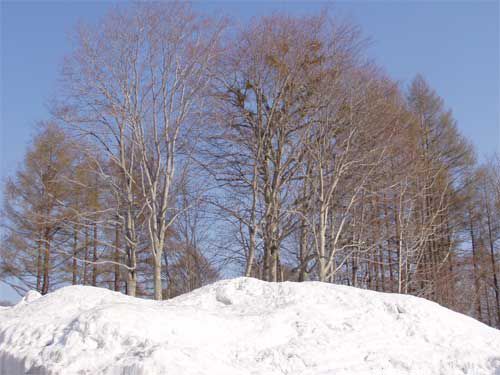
[[469, 210, 482, 319], [41, 234, 50, 295], [36, 238, 42, 291], [153, 255, 163, 300], [485, 202, 500, 326], [114, 223, 121, 292], [393, 194, 404, 293], [83, 223, 89, 285], [125, 215, 137, 297], [298, 217, 308, 282], [245, 225, 257, 278], [318, 207, 328, 282], [263, 243, 270, 282], [351, 255, 358, 288], [127, 271, 137, 297], [270, 241, 278, 282], [72, 225, 78, 285], [92, 223, 97, 286], [245, 164, 259, 277]]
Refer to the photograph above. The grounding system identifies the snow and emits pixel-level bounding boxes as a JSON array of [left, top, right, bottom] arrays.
[[0, 278, 499, 375]]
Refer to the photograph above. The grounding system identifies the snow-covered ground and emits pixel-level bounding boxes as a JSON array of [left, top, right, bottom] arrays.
[[0, 278, 499, 375]]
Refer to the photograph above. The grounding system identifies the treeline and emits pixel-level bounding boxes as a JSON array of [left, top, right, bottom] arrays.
[[1, 3, 498, 328]]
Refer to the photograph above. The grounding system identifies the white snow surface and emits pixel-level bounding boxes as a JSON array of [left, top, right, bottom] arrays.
[[1, 278, 499, 375]]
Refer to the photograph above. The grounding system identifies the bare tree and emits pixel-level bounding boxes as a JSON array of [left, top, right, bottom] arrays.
[[1, 123, 78, 295], [303, 69, 395, 282], [211, 14, 353, 281], [123, 3, 225, 300]]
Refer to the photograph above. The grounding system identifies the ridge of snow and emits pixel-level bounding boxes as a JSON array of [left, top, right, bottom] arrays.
[[0, 277, 499, 375]]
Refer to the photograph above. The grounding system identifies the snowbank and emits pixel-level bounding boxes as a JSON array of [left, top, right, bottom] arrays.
[[1, 278, 499, 375]]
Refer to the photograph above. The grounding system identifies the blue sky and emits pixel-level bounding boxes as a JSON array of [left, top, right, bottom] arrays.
[[0, 1, 498, 302]]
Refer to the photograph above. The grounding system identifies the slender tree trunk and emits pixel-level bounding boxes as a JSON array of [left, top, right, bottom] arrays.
[[72, 225, 78, 285], [83, 223, 89, 285], [245, 164, 259, 277], [469, 210, 482, 319], [385, 195, 402, 293], [124, 203, 137, 297], [369, 250, 377, 291], [125, 248, 137, 297], [441, 215, 455, 308], [377, 245, 386, 292], [36, 238, 42, 291], [351, 254, 358, 288], [399, 222, 405, 294], [298, 218, 308, 282], [114, 223, 120, 292], [41, 233, 50, 295], [318, 207, 328, 282], [270, 241, 278, 282], [263, 243, 270, 282], [245, 226, 257, 278], [485, 201, 500, 326], [371, 197, 384, 292], [92, 223, 97, 286]]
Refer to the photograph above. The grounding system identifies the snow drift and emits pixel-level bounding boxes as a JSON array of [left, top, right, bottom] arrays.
[[0, 278, 499, 375]]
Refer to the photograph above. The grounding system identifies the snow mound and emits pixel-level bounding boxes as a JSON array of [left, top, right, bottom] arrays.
[[1, 278, 499, 375], [20, 290, 42, 304]]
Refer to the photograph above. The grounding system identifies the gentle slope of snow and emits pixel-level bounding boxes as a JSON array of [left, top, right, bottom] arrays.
[[1, 277, 499, 375]]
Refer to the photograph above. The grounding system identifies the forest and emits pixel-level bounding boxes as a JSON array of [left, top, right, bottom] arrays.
[[1, 2, 499, 330]]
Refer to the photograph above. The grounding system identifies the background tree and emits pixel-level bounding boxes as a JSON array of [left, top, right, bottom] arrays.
[[1, 123, 78, 294]]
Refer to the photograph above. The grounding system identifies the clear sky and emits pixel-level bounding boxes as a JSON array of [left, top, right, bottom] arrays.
[[0, 1, 498, 302]]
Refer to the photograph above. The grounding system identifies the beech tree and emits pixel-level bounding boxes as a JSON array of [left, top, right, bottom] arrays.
[[57, 2, 224, 300], [210, 14, 364, 281]]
